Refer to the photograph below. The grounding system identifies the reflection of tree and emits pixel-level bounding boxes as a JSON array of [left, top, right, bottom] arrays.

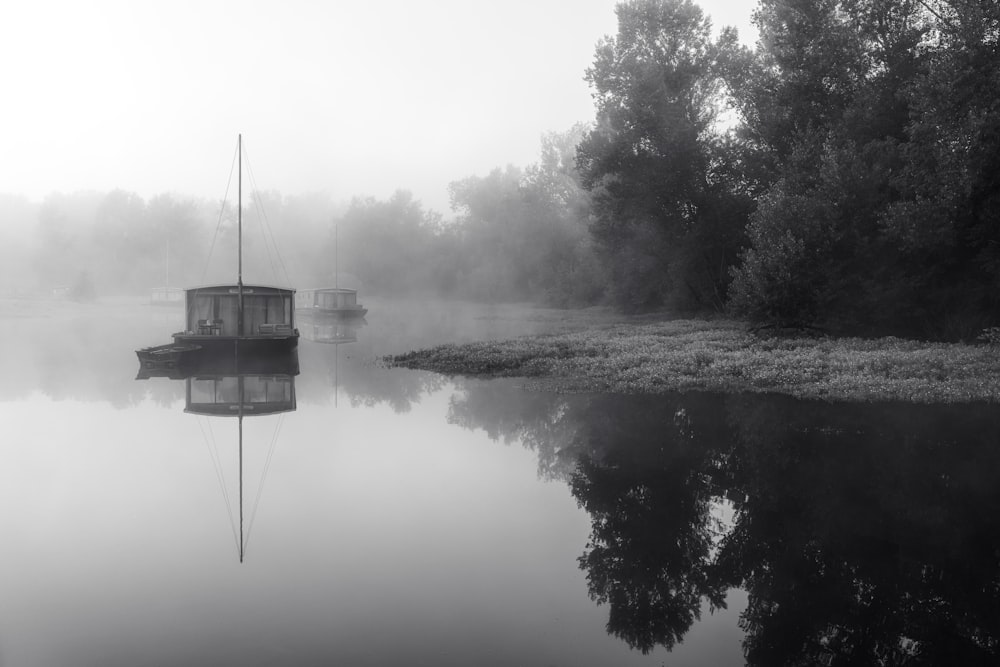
[[720, 397, 1000, 666], [570, 394, 731, 653], [447, 382, 1000, 663], [447, 380, 580, 479]]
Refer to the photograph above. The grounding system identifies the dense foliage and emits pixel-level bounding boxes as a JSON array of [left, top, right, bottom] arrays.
[[577, 0, 754, 313], [575, 0, 1000, 337], [726, 0, 1000, 338]]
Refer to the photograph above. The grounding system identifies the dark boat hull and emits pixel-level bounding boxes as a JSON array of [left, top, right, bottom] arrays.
[[171, 332, 299, 357], [138, 340, 300, 379], [300, 307, 368, 319], [136, 343, 203, 379]]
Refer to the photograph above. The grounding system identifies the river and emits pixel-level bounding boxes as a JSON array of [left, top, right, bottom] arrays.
[[0, 296, 997, 666]]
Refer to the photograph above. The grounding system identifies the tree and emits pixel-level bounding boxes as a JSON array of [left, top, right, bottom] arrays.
[[577, 0, 752, 312], [333, 191, 443, 295], [728, 0, 1000, 338], [447, 126, 604, 305]]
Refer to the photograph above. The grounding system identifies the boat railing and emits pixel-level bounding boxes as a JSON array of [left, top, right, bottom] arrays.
[[258, 322, 293, 335], [197, 319, 224, 335]]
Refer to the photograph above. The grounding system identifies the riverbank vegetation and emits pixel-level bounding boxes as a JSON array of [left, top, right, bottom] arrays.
[[3, 0, 997, 343], [388, 319, 1000, 403]]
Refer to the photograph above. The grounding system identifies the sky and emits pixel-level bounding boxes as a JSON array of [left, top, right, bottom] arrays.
[[0, 0, 757, 217]]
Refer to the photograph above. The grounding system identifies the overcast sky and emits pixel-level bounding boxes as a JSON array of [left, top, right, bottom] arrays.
[[0, 0, 756, 216]]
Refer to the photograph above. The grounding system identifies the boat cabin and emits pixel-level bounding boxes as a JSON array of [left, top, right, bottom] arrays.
[[182, 285, 295, 337], [296, 287, 362, 311], [150, 286, 184, 305]]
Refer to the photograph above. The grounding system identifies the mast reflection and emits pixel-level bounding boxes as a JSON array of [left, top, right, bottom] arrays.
[[137, 350, 298, 562], [301, 314, 364, 407]]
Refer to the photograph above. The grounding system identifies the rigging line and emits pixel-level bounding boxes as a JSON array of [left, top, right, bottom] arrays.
[[244, 152, 289, 286], [243, 154, 285, 286], [250, 187, 280, 283], [197, 416, 240, 552], [205, 416, 240, 552], [238, 141, 279, 284], [242, 143, 292, 286], [244, 413, 285, 554], [201, 140, 240, 283], [203, 417, 238, 550]]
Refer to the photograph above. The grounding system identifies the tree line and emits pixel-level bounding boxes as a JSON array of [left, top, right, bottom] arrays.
[[4, 0, 997, 340], [0, 124, 603, 308]]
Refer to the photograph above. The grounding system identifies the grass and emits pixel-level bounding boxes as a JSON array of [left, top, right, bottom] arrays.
[[385, 318, 1000, 403]]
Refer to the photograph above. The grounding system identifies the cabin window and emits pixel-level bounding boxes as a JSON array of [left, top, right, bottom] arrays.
[[243, 377, 292, 404], [189, 377, 240, 405], [242, 294, 292, 334], [189, 294, 239, 336], [320, 291, 354, 309]]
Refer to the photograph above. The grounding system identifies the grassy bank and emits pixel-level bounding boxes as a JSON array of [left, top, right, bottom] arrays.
[[386, 318, 1000, 403]]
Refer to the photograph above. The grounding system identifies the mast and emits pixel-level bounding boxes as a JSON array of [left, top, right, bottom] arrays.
[[239, 409, 244, 563], [237, 134, 244, 337]]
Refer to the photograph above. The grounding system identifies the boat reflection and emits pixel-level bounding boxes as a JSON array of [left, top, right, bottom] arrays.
[[137, 349, 298, 562], [184, 357, 298, 417], [299, 312, 366, 345]]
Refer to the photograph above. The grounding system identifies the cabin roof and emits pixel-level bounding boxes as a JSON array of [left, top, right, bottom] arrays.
[[184, 283, 296, 294], [304, 287, 357, 294], [184, 404, 296, 417]]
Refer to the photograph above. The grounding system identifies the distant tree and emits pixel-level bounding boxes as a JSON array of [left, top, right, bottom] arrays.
[[69, 270, 96, 301], [0, 194, 38, 295], [446, 126, 605, 306], [33, 192, 102, 292], [92, 189, 149, 290], [334, 190, 443, 295], [145, 194, 208, 288], [523, 125, 607, 305]]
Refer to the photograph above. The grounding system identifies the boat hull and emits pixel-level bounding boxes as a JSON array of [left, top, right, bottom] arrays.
[[136, 343, 203, 379], [301, 307, 368, 319], [172, 332, 299, 357]]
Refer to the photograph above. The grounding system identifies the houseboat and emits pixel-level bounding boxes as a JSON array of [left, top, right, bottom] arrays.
[[295, 287, 367, 318], [150, 286, 184, 306], [172, 284, 298, 356], [136, 134, 299, 370]]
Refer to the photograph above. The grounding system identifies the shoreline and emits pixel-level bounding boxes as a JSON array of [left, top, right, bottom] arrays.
[[385, 318, 1000, 404]]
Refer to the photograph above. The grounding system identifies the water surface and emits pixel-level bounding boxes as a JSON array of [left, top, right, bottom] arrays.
[[1, 297, 997, 666]]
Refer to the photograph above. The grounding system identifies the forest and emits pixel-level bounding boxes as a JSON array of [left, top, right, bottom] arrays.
[[1, 0, 997, 341]]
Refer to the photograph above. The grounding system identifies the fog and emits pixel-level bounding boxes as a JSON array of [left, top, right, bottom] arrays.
[[0, 0, 756, 303], [0, 137, 605, 304], [0, 1, 754, 213]]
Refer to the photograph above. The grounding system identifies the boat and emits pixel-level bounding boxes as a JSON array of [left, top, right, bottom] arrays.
[[136, 134, 299, 367], [295, 287, 367, 318], [149, 286, 184, 306], [294, 223, 367, 318], [172, 282, 298, 356], [135, 342, 202, 379]]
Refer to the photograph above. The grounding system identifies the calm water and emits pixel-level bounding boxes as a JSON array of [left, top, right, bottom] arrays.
[[1, 298, 998, 666]]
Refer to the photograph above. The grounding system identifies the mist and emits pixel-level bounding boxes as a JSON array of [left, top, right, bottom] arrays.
[[0, 125, 606, 308]]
